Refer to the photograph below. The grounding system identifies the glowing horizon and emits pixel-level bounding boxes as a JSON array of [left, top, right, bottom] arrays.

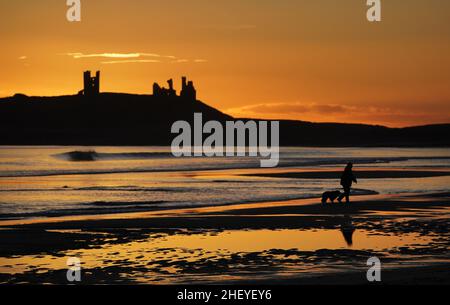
[[1, 0, 450, 127]]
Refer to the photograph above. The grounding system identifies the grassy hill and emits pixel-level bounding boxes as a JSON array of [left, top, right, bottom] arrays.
[[0, 93, 449, 147]]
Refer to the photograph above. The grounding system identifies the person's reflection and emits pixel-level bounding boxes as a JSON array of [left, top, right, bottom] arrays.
[[340, 215, 355, 247]]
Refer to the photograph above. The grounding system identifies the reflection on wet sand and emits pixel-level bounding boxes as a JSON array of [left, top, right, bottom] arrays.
[[0, 225, 441, 284], [340, 216, 355, 247]]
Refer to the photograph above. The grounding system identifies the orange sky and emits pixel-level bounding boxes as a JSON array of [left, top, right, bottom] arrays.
[[1, 0, 450, 127]]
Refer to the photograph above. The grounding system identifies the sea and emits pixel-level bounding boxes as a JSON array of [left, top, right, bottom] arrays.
[[0, 146, 449, 219]]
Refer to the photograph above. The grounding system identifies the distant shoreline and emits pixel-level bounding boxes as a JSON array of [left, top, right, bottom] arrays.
[[2, 144, 450, 148]]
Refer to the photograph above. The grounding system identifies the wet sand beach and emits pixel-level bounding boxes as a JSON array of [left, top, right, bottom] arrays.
[[0, 179, 449, 284]]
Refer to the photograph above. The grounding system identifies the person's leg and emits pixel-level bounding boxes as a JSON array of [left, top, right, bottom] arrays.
[[344, 186, 350, 203]]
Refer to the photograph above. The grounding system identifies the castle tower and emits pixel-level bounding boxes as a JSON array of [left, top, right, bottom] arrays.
[[180, 76, 196, 100], [167, 79, 176, 96], [83, 71, 100, 96], [94, 71, 100, 94]]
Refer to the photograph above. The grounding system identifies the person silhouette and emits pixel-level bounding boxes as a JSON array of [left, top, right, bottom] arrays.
[[338, 162, 357, 203]]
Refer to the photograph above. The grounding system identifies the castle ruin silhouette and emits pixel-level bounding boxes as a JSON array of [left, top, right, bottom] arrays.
[[153, 77, 196, 100], [79, 71, 196, 100]]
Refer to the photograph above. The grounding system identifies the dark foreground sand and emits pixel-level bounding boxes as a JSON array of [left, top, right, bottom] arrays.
[[0, 189, 449, 285]]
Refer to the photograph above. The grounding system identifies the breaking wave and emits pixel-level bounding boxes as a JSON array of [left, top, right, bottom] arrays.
[[54, 150, 173, 161]]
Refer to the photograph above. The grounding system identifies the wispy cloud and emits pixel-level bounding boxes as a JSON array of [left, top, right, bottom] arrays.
[[64, 52, 207, 65], [227, 102, 356, 117], [225, 101, 448, 127], [101, 59, 161, 64], [18, 56, 27, 60], [66, 52, 161, 59], [171, 59, 189, 63]]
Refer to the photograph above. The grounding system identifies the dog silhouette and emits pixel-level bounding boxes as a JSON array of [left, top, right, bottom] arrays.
[[321, 191, 343, 204]]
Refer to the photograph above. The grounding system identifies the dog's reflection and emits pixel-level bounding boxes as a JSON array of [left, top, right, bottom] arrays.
[[340, 215, 355, 246]]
